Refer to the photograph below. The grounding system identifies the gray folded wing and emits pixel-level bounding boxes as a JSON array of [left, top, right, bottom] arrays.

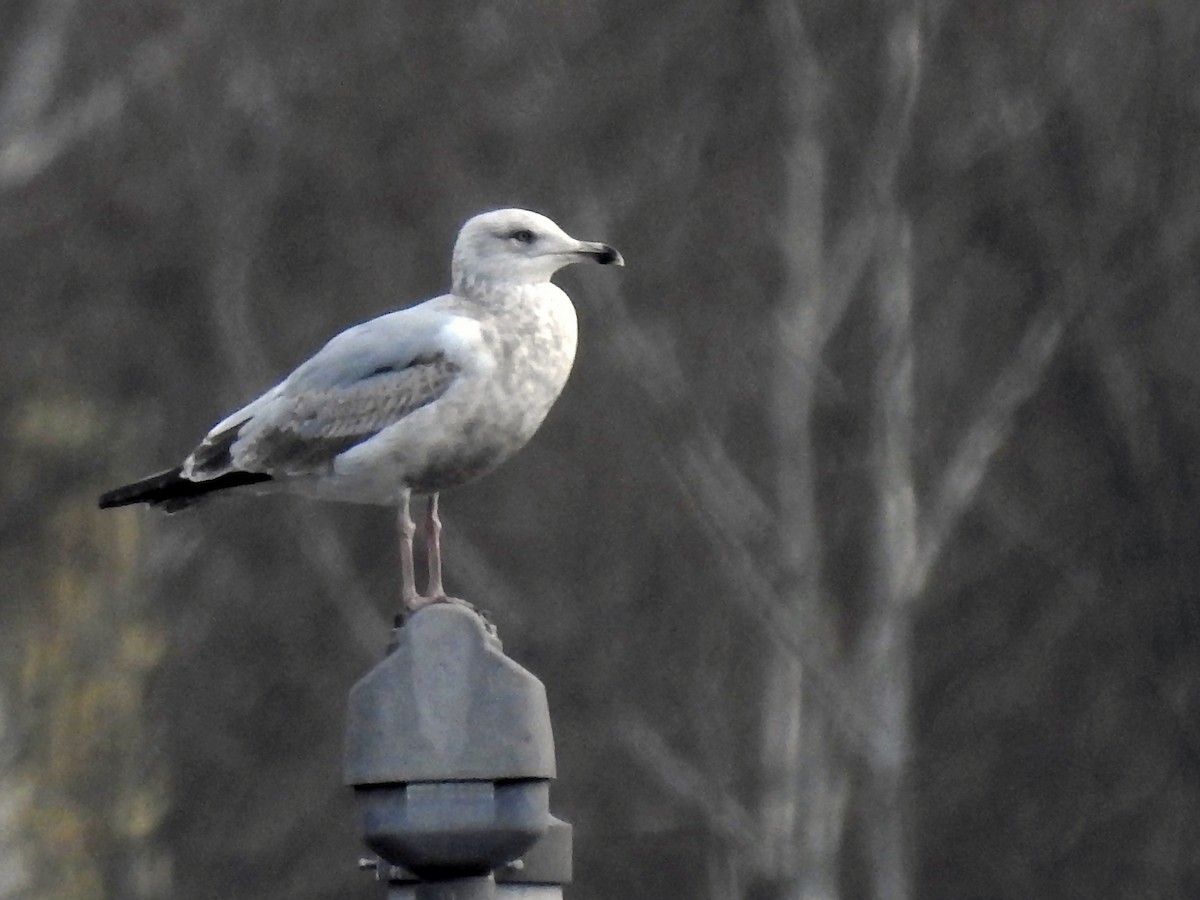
[[185, 306, 475, 479]]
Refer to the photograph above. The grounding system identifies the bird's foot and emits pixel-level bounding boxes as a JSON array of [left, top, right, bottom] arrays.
[[405, 592, 468, 612], [397, 594, 496, 634]]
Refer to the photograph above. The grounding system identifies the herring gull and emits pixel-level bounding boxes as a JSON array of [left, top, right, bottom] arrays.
[[99, 208, 624, 610]]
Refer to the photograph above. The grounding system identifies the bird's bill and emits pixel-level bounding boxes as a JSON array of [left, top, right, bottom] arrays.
[[573, 241, 625, 266]]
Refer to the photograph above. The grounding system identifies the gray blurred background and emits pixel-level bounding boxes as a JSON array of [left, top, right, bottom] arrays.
[[3, 1, 1200, 898]]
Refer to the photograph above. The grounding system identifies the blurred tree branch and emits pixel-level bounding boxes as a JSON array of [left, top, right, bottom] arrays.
[[818, 0, 927, 350], [0, 0, 197, 191], [616, 712, 761, 850], [864, 208, 917, 900], [911, 293, 1071, 601]]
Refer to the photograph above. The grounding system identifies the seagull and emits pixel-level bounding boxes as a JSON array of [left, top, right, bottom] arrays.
[[99, 208, 624, 611]]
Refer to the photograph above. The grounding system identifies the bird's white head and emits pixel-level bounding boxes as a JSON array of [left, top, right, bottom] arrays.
[[451, 208, 624, 295]]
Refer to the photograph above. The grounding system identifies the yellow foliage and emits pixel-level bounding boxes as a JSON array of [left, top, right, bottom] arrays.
[[12, 396, 104, 452], [113, 785, 169, 840], [16, 490, 169, 897], [118, 624, 167, 672]]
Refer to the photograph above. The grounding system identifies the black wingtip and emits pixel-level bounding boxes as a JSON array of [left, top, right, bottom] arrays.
[[99, 468, 185, 509], [99, 467, 273, 512]]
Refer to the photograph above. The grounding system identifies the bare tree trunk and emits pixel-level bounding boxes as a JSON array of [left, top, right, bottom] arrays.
[[857, 7, 924, 896], [863, 211, 917, 900], [766, 2, 926, 897], [764, 4, 849, 898]]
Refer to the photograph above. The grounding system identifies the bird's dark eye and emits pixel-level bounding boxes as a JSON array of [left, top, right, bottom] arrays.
[[510, 229, 536, 244]]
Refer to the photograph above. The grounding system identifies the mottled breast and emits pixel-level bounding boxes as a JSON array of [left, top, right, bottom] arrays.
[[401, 283, 578, 493]]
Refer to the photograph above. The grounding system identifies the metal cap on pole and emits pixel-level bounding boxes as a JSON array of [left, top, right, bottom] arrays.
[[345, 604, 571, 899]]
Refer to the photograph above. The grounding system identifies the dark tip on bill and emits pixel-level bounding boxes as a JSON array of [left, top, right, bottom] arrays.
[[592, 244, 624, 266]]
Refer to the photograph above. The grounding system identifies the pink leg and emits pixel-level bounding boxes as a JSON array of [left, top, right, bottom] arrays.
[[424, 493, 445, 599], [397, 490, 419, 611]]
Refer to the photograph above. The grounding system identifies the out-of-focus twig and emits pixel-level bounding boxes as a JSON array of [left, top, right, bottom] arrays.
[[912, 296, 1070, 601], [664, 442, 875, 749], [862, 208, 918, 900], [817, 0, 924, 352], [0, 1, 199, 190], [589, 267, 880, 750], [288, 507, 389, 657], [443, 531, 528, 628], [616, 712, 762, 850], [0, 0, 79, 133], [871, 213, 919, 614], [767, 0, 826, 608]]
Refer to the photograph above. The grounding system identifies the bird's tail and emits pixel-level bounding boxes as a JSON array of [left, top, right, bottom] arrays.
[[98, 467, 272, 513]]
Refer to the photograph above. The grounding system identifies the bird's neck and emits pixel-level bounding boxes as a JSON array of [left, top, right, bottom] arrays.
[[452, 270, 549, 301]]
